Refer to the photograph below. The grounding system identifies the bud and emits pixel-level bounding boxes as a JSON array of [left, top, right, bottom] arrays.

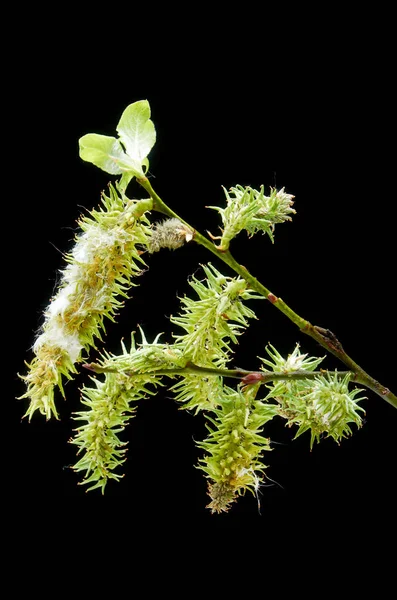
[[148, 218, 194, 253]]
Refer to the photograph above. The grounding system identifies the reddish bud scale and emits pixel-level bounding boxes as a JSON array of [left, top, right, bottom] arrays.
[[241, 372, 264, 385], [267, 293, 278, 304]]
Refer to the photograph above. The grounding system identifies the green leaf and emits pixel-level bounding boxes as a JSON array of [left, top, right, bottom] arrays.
[[79, 101, 156, 179], [116, 100, 156, 166], [79, 133, 144, 176]]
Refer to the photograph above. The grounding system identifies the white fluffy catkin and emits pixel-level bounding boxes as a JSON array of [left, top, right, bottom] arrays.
[[20, 185, 152, 420]]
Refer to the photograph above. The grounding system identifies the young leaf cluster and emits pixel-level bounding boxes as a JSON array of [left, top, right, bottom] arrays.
[[79, 100, 156, 185]]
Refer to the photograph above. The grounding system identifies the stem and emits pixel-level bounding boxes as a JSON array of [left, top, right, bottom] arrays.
[[84, 361, 352, 384], [137, 177, 397, 409]]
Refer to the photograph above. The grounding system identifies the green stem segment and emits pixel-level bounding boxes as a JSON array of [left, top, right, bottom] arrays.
[[85, 361, 351, 383], [137, 177, 396, 409]]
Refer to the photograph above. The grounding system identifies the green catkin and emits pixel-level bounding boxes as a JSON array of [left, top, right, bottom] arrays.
[[170, 263, 262, 411], [197, 385, 278, 513], [71, 331, 191, 491], [72, 370, 159, 493], [207, 185, 296, 250], [72, 372, 140, 493], [71, 333, 173, 492], [261, 345, 366, 448], [20, 185, 152, 420]]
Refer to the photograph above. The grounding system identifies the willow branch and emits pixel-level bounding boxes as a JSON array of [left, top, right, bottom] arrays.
[[137, 177, 396, 409], [84, 361, 353, 384]]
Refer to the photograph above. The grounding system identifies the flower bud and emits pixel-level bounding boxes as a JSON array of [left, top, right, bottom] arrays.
[[148, 218, 194, 253]]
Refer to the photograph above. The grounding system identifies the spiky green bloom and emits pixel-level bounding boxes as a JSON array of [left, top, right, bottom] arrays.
[[260, 343, 325, 374], [197, 385, 278, 513], [262, 345, 366, 448], [20, 185, 153, 420], [207, 185, 295, 250], [72, 372, 145, 493], [92, 328, 188, 375], [169, 263, 261, 411], [171, 374, 224, 414], [71, 334, 168, 492], [171, 263, 261, 365]]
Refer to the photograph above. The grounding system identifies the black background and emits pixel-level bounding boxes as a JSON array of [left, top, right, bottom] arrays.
[[8, 22, 396, 536]]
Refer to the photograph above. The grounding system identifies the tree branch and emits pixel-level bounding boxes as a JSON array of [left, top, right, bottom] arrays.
[[137, 177, 396, 409], [84, 360, 352, 384]]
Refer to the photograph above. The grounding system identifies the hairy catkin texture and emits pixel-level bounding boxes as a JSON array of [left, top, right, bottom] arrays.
[[20, 185, 152, 420], [148, 218, 193, 253]]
